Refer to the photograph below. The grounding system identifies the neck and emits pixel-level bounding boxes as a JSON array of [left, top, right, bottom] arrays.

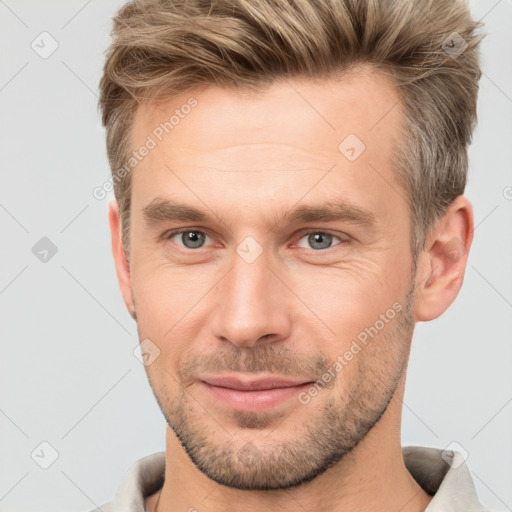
[[148, 374, 433, 512]]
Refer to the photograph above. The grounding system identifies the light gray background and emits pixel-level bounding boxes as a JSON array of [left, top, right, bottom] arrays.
[[0, 1, 511, 510]]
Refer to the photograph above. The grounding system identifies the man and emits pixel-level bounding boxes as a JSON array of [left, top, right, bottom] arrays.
[[97, 0, 487, 510]]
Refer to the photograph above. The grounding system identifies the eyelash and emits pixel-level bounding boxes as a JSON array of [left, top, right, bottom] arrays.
[[163, 228, 348, 251]]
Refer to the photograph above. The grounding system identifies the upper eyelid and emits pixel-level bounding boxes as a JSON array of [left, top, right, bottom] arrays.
[[293, 228, 346, 239], [164, 227, 214, 239]]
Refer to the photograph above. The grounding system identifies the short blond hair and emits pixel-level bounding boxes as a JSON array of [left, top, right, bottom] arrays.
[[99, 0, 484, 262]]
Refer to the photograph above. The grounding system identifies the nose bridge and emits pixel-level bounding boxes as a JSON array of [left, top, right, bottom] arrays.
[[211, 245, 289, 347]]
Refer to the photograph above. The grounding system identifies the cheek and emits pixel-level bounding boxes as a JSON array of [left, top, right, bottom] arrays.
[[132, 247, 207, 311], [130, 262, 218, 357], [287, 265, 400, 345]]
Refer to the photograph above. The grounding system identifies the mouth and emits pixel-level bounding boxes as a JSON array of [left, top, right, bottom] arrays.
[[199, 374, 314, 412]]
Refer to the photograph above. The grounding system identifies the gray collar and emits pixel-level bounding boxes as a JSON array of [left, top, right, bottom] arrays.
[[99, 446, 488, 512]]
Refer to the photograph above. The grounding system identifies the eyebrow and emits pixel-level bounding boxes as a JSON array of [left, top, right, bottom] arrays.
[[280, 202, 375, 228], [142, 198, 376, 230], [143, 199, 208, 224]]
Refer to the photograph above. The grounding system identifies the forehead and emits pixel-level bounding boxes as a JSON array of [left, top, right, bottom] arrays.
[[129, 65, 406, 220], [133, 65, 402, 155]]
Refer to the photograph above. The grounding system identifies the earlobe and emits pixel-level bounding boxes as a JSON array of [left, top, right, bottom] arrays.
[[413, 196, 474, 322], [108, 200, 136, 319]]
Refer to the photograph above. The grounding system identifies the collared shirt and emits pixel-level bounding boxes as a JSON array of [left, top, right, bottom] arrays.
[[93, 446, 489, 511]]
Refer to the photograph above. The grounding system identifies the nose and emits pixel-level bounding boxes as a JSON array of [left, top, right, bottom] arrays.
[[210, 247, 292, 349]]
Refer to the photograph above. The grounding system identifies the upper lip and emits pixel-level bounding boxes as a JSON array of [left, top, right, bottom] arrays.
[[201, 375, 313, 391]]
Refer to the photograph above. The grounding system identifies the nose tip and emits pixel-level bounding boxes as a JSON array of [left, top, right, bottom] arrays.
[[210, 256, 292, 349]]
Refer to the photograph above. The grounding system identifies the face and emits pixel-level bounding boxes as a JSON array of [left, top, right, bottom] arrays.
[[124, 66, 417, 490]]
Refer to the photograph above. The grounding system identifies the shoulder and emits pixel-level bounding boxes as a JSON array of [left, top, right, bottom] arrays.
[[85, 452, 165, 512]]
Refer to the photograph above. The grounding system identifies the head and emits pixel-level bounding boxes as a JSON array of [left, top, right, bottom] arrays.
[[100, 0, 482, 491]]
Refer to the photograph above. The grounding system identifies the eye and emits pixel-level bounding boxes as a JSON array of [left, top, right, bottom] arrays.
[[168, 230, 210, 249], [296, 232, 345, 250]]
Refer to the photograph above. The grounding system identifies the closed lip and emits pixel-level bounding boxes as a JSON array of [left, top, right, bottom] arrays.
[[201, 375, 313, 391]]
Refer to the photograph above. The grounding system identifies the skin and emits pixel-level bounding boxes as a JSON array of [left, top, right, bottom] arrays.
[[109, 64, 474, 512]]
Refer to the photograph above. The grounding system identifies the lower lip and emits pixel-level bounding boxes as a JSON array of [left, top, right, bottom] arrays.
[[201, 382, 312, 412]]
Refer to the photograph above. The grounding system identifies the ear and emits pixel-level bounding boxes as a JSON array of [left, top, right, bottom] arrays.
[[413, 195, 474, 322], [108, 200, 136, 320]]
